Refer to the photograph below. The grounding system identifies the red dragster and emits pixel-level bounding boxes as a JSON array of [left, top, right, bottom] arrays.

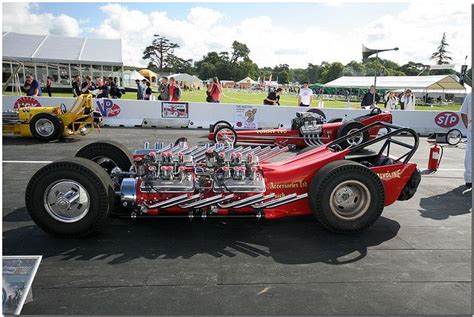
[[208, 107, 392, 149], [25, 122, 420, 237]]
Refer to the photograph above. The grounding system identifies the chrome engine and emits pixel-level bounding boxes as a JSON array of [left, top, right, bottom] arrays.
[[292, 112, 325, 147]]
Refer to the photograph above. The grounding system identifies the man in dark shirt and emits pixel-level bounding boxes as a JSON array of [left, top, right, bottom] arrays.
[[361, 85, 380, 109], [81, 76, 95, 95], [264, 88, 283, 105], [23, 74, 42, 96], [72, 75, 81, 97]]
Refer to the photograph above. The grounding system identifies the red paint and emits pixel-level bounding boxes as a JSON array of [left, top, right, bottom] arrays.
[[14, 96, 41, 109]]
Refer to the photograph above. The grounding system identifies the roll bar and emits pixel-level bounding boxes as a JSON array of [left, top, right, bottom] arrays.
[[328, 121, 419, 164]]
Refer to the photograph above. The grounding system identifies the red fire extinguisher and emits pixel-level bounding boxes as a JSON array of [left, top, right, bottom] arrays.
[[428, 143, 443, 171]]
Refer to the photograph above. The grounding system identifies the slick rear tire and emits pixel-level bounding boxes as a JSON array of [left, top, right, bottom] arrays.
[[29, 113, 63, 142], [309, 160, 385, 233], [76, 140, 133, 174], [25, 157, 115, 237], [214, 126, 237, 147], [398, 168, 421, 201], [336, 121, 369, 149]]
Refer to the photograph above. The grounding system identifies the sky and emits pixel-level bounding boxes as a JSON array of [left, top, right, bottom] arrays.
[[2, 1, 472, 69]]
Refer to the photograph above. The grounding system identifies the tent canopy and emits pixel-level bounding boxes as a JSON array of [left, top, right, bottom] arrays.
[[324, 75, 465, 91], [167, 73, 202, 85], [237, 76, 257, 84], [124, 70, 147, 81], [2, 32, 123, 66]]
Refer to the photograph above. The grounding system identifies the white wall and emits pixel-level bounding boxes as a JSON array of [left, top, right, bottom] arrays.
[[2, 96, 467, 135]]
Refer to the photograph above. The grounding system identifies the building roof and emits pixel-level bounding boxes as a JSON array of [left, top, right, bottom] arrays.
[[2, 32, 123, 66], [324, 75, 465, 91], [167, 73, 202, 83]]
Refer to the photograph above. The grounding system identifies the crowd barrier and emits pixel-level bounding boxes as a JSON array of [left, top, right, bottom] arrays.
[[2, 96, 466, 136]]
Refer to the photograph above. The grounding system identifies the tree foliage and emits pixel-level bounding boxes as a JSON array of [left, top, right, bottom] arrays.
[[430, 32, 453, 65]]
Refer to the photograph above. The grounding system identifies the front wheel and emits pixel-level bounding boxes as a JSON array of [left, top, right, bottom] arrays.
[[336, 121, 369, 149], [214, 126, 237, 147], [308, 160, 385, 233], [446, 128, 462, 146], [75, 140, 133, 174], [25, 157, 115, 237], [29, 113, 63, 141]]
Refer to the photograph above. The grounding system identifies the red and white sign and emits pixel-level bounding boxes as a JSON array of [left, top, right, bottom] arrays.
[[14, 97, 41, 109], [434, 111, 460, 128]]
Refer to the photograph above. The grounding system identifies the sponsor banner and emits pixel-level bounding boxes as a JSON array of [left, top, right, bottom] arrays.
[[14, 97, 41, 109], [235, 105, 258, 129], [3, 256, 42, 315], [162, 102, 189, 118], [1, 96, 467, 135]]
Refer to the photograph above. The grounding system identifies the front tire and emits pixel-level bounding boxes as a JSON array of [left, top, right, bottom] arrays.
[[308, 160, 385, 233], [336, 121, 369, 149], [29, 113, 63, 141], [25, 157, 115, 237], [76, 140, 133, 174], [214, 126, 237, 147]]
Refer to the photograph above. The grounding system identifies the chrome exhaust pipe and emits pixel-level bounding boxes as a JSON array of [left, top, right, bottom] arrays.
[[180, 194, 234, 209], [220, 193, 276, 209], [144, 193, 200, 209], [251, 193, 308, 209]]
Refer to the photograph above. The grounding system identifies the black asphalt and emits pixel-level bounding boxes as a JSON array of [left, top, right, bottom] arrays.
[[2, 128, 471, 315]]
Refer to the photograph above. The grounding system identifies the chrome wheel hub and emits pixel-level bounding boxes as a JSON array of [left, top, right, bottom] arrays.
[[216, 128, 235, 146], [43, 180, 90, 223], [35, 118, 55, 137], [329, 180, 371, 220], [346, 128, 364, 146]]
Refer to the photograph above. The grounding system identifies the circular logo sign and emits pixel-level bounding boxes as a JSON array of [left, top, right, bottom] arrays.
[[95, 99, 121, 117], [14, 97, 41, 109], [434, 112, 460, 128]]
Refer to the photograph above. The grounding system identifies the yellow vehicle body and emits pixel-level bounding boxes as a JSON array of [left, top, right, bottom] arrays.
[[3, 94, 101, 141]]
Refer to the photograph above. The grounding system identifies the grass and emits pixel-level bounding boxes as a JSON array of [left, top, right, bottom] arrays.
[[3, 88, 462, 111]]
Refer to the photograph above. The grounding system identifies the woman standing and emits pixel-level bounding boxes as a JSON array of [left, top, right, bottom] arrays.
[[144, 82, 152, 100], [207, 77, 223, 103], [384, 91, 398, 111], [400, 89, 415, 111]]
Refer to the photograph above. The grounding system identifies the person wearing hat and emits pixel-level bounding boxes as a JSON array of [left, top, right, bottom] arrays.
[[400, 89, 415, 110]]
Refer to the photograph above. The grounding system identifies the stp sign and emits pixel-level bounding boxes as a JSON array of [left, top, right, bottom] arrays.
[[14, 97, 41, 109], [95, 99, 121, 117], [434, 112, 460, 128]]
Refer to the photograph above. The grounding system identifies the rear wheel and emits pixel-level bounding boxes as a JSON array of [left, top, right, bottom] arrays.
[[398, 168, 421, 201], [25, 157, 115, 237], [214, 126, 237, 147], [75, 140, 133, 174], [336, 121, 369, 148], [29, 113, 63, 141], [308, 160, 385, 233]]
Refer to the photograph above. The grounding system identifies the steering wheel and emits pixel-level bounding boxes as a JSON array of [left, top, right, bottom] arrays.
[[370, 107, 382, 115], [60, 103, 67, 114]]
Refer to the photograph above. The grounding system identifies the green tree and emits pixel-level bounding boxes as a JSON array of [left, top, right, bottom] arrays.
[[230, 41, 250, 64], [306, 63, 321, 83], [142, 34, 180, 72], [430, 32, 453, 65]]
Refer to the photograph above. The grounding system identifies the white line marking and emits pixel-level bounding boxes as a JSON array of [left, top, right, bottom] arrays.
[[3, 160, 53, 164]]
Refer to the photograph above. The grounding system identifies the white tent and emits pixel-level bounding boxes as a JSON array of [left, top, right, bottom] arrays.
[[167, 73, 202, 87], [324, 75, 466, 92], [237, 76, 257, 84], [123, 70, 147, 88]]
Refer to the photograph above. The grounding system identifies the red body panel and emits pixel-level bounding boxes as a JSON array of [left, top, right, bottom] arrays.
[[208, 113, 392, 148]]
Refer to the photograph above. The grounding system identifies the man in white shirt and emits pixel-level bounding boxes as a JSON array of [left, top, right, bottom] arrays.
[[298, 81, 313, 107], [460, 93, 471, 188]]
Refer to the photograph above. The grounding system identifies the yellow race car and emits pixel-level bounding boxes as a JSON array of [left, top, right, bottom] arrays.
[[3, 94, 102, 141]]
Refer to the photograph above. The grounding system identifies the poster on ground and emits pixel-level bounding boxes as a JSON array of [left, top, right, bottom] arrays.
[[235, 105, 258, 129], [3, 256, 42, 315], [161, 102, 189, 118]]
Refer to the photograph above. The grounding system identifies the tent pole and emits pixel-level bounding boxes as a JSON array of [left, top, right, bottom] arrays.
[[68, 64, 72, 86], [373, 52, 378, 107]]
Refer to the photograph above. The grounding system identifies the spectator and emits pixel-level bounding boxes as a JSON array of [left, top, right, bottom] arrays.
[[46, 76, 52, 97], [297, 81, 313, 107], [361, 85, 380, 109], [96, 78, 109, 98], [136, 79, 143, 100], [158, 77, 170, 101], [141, 79, 147, 99], [23, 74, 42, 96], [207, 77, 223, 103], [144, 81, 152, 100], [460, 93, 471, 188], [264, 87, 283, 105], [81, 76, 95, 95], [384, 91, 398, 111], [400, 89, 415, 110], [169, 77, 181, 101], [72, 75, 81, 97]]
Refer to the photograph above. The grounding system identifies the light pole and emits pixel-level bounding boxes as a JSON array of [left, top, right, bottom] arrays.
[[362, 45, 399, 107]]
